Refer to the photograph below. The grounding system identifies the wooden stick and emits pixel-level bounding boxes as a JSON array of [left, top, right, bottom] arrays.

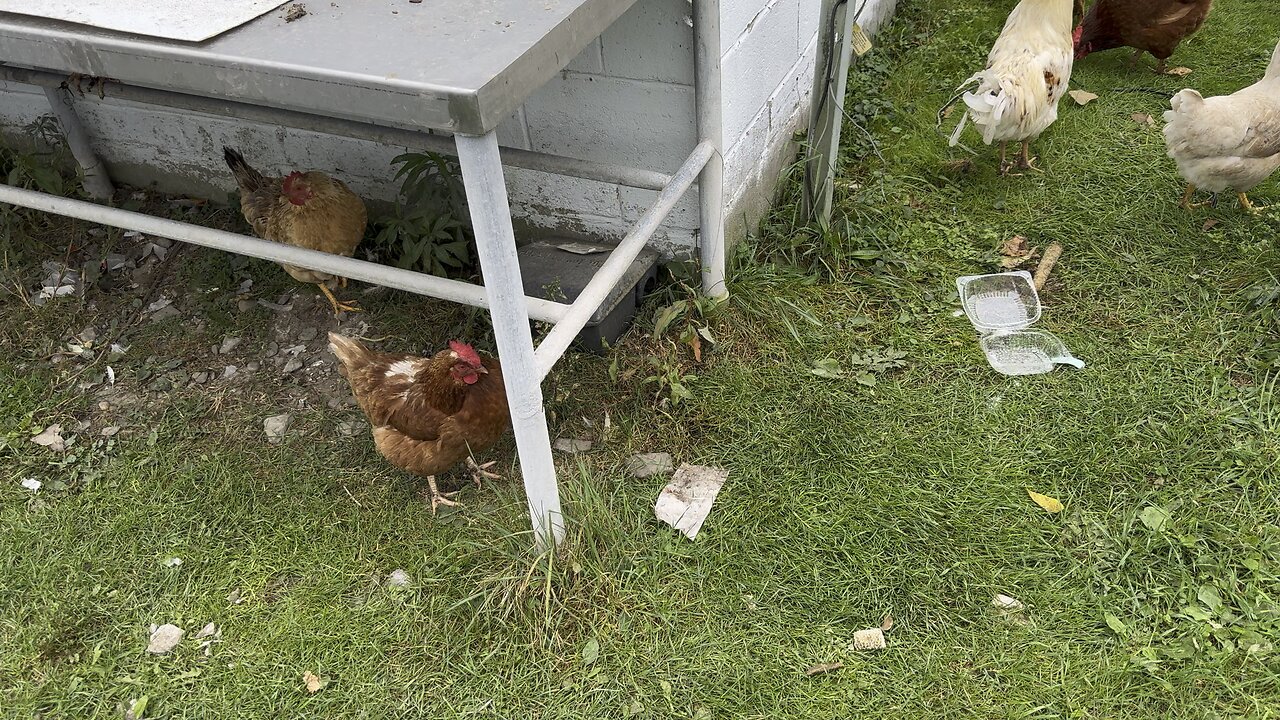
[[1034, 243, 1063, 292]]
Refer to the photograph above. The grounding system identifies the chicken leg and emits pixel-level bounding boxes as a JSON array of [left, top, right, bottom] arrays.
[[998, 141, 1014, 175], [1018, 140, 1041, 172], [465, 457, 502, 490], [424, 475, 461, 515], [1179, 184, 1214, 210], [318, 283, 362, 317], [1239, 193, 1269, 214]]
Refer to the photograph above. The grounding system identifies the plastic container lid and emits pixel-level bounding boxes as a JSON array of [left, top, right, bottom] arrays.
[[954, 270, 1084, 376], [956, 270, 1040, 332]]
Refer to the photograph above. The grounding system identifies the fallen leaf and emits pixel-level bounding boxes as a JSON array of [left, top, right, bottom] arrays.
[[1201, 218, 1219, 232], [31, 424, 66, 452], [1131, 113, 1155, 127], [992, 593, 1025, 611], [580, 637, 600, 666], [1068, 89, 1098, 106], [302, 670, 329, 693], [880, 614, 894, 631], [1164, 66, 1193, 77], [998, 234, 1038, 268], [1104, 612, 1128, 636], [1027, 489, 1064, 514], [193, 622, 219, 639], [1197, 585, 1224, 612], [805, 662, 844, 676], [1139, 505, 1172, 532]]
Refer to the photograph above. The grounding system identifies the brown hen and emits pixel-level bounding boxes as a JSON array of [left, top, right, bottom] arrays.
[[329, 333, 511, 513], [1073, 0, 1213, 74], [223, 146, 367, 316]]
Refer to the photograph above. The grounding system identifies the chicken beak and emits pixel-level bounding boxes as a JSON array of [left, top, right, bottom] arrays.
[[475, 365, 489, 375]]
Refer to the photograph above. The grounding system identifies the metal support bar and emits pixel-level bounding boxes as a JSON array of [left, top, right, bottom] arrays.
[[693, 0, 727, 300], [40, 85, 114, 199], [0, 183, 572, 323], [454, 131, 564, 549], [0, 67, 674, 193], [533, 140, 714, 380]]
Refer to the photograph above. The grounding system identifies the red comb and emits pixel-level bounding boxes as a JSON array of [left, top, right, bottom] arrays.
[[282, 171, 304, 191], [449, 340, 482, 367]]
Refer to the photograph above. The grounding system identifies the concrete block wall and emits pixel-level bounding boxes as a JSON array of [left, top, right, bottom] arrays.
[[0, 0, 897, 259]]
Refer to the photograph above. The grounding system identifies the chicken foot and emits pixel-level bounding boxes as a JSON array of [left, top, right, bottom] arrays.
[[318, 283, 362, 317], [1238, 193, 1269, 214], [465, 457, 503, 490], [1179, 184, 1215, 210], [998, 142, 1015, 175], [423, 475, 462, 515]]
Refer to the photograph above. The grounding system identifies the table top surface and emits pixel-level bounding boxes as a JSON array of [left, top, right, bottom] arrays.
[[0, 0, 639, 134]]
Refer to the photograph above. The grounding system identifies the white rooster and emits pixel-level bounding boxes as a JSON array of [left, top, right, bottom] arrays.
[[1162, 40, 1280, 214], [948, 0, 1077, 174]]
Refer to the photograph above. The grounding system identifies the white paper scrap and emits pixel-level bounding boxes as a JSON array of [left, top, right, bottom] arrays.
[[654, 463, 727, 540]]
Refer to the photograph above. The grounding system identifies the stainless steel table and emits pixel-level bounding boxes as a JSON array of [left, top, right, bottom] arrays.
[[0, 0, 727, 547]]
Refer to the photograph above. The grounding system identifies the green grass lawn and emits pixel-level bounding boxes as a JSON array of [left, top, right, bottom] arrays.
[[3, 0, 1280, 717]]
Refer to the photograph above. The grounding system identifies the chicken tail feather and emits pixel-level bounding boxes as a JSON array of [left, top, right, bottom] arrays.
[[328, 332, 370, 375], [223, 146, 267, 192]]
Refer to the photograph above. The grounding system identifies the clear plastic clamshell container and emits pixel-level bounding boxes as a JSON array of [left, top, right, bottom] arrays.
[[956, 271, 1084, 376]]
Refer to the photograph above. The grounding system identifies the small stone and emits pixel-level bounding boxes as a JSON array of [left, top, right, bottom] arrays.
[[554, 438, 594, 454], [146, 624, 184, 654], [263, 413, 292, 442], [101, 426, 120, 437], [162, 557, 183, 568], [193, 622, 218, 639], [150, 305, 182, 322], [222, 366, 238, 379], [191, 371, 210, 384], [238, 299, 255, 313], [219, 337, 242, 354], [851, 628, 886, 651], [386, 569, 411, 587], [282, 358, 304, 374], [98, 401, 111, 411], [298, 326, 318, 342], [264, 342, 279, 358], [337, 419, 365, 437], [626, 452, 674, 478], [244, 361, 261, 372]]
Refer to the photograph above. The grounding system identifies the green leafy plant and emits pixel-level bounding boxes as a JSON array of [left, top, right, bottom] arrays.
[[368, 151, 472, 277], [810, 345, 908, 387]]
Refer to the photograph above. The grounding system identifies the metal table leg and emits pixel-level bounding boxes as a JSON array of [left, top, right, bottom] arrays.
[[454, 131, 565, 549]]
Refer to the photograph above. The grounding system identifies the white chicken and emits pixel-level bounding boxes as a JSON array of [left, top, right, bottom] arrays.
[[1162, 40, 1280, 214], [948, 0, 1076, 174]]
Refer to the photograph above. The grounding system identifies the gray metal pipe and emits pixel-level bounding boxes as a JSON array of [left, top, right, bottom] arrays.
[[0, 183, 571, 323], [40, 85, 114, 199], [693, 0, 727, 300], [533, 140, 714, 380], [0, 66, 675, 193]]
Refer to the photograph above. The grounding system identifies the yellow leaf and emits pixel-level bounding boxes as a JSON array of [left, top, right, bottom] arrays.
[[1068, 89, 1098, 106], [302, 670, 328, 693], [1027, 489, 1064, 514], [1164, 66, 1193, 77]]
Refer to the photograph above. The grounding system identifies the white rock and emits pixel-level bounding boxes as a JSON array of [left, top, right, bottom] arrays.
[[219, 337, 242, 354], [193, 622, 219, 639], [146, 624, 185, 654], [263, 414, 292, 442], [851, 628, 886, 651]]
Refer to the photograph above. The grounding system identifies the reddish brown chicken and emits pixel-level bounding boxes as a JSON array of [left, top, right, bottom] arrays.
[[1073, 0, 1213, 74], [329, 333, 511, 513], [223, 146, 367, 317]]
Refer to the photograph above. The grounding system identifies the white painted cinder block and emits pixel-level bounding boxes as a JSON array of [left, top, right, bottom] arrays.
[[0, 0, 898, 260]]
